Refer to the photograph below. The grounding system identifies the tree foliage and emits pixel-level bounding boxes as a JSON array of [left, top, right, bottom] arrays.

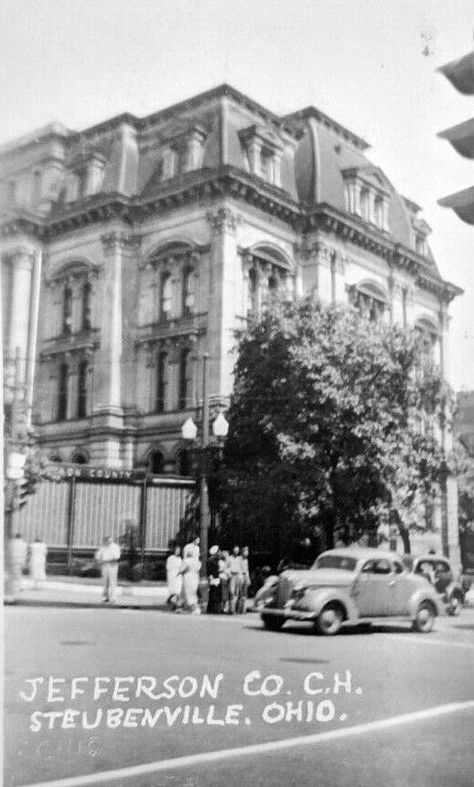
[[222, 296, 448, 556]]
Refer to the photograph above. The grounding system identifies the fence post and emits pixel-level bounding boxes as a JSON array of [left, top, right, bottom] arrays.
[[139, 476, 148, 571], [67, 476, 77, 573]]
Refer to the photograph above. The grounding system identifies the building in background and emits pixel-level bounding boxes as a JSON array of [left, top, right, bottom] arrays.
[[0, 85, 462, 561]]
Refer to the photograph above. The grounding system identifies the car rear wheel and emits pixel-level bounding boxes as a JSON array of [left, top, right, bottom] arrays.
[[412, 601, 435, 633], [447, 592, 463, 617], [314, 604, 344, 636], [261, 614, 285, 631]]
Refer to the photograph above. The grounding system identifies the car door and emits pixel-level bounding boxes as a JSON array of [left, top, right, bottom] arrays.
[[389, 559, 416, 615], [355, 559, 392, 616]]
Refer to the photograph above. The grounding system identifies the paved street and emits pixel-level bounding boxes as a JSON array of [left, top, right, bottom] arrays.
[[5, 606, 474, 787]]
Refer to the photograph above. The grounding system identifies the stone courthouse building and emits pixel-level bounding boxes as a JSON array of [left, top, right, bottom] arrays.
[[0, 84, 462, 527]]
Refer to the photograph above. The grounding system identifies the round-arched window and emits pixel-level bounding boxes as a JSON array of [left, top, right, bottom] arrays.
[[149, 450, 164, 475]]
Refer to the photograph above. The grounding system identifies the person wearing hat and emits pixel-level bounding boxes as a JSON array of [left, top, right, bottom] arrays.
[[207, 545, 222, 614]]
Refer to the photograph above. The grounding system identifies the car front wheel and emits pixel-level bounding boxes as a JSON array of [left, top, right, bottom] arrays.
[[412, 602, 435, 633], [261, 614, 285, 631], [314, 604, 344, 636]]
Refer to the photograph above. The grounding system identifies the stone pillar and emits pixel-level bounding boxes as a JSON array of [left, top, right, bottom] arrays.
[[95, 232, 125, 412], [246, 140, 260, 175], [206, 206, 239, 399], [85, 153, 106, 196], [8, 247, 34, 388]]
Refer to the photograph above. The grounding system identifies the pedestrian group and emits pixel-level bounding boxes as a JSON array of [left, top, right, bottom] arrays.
[[166, 541, 251, 615]]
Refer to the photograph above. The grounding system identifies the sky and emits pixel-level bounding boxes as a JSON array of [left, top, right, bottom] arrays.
[[1, 0, 473, 390]]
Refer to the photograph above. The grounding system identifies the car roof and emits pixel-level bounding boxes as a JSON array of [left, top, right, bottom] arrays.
[[319, 548, 403, 562], [412, 554, 450, 563]]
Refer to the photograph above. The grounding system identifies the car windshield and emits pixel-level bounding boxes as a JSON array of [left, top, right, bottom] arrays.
[[314, 555, 357, 571]]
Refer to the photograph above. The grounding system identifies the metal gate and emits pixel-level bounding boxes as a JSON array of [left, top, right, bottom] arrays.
[[13, 469, 194, 557]]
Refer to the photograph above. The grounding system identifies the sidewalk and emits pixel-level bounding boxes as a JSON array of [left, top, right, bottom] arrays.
[[4, 577, 170, 609]]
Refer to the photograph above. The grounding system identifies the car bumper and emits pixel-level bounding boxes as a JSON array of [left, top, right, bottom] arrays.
[[256, 601, 317, 621]]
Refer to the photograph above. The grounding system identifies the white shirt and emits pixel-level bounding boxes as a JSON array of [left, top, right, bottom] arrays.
[[96, 543, 121, 563]]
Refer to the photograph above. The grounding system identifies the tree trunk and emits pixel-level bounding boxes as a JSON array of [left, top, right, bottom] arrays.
[[398, 525, 411, 554]]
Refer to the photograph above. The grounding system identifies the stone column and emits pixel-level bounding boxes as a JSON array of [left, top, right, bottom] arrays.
[[206, 206, 239, 399], [8, 247, 34, 389], [95, 232, 125, 412]]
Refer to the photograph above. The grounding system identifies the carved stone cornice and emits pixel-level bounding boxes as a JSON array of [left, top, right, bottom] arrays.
[[101, 231, 142, 253], [206, 207, 239, 235]]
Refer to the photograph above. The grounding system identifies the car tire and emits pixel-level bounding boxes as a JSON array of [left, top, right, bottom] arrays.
[[314, 604, 344, 636], [447, 592, 463, 617], [261, 614, 285, 631], [412, 601, 436, 633]]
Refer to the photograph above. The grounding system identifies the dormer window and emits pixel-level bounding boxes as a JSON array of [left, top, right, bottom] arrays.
[[360, 188, 370, 221], [162, 148, 178, 180], [374, 195, 384, 228], [343, 167, 390, 232], [415, 234, 426, 256], [239, 125, 284, 187]]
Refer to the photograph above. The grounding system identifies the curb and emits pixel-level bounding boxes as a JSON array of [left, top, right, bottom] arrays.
[[18, 580, 168, 598]]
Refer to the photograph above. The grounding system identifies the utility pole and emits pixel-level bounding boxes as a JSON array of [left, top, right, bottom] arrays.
[[200, 353, 210, 578]]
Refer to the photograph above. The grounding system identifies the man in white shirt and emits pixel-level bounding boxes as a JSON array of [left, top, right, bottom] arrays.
[[95, 536, 121, 603]]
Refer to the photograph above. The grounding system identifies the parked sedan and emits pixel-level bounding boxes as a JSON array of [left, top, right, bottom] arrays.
[[402, 554, 464, 616], [256, 548, 442, 635]]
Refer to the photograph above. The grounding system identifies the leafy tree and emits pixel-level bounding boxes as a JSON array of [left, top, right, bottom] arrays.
[[451, 440, 474, 535], [222, 295, 447, 557]]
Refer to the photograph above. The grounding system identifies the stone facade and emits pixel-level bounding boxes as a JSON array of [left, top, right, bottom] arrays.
[[0, 85, 462, 563]]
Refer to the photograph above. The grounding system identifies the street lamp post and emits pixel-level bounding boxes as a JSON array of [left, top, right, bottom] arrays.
[[181, 353, 228, 605]]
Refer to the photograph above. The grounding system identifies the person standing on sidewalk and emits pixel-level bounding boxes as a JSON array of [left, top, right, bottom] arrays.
[[237, 546, 251, 614], [95, 536, 121, 603], [28, 537, 47, 589], [228, 546, 243, 615], [166, 546, 183, 609], [8, 533, 27, 594]]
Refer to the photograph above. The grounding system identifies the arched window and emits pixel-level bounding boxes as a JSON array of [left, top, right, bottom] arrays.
[[178, 349, 192, 410], [415, 319, 439, 372], [176, 448, 192, 476], [182, 267, 195, 316], [57, 362, 69, 421], [149, 450, 164, 475], [71, 451, 88, 465], [155, 351, 169, 413], [82, 281, 91, 330], [77, 359, 88, 418], [247, 268, 258, 316], [351, 281, 387, 323], [244, 247, 293, 319], [63, 285, 73, 334], [160, 272, 172, 320]]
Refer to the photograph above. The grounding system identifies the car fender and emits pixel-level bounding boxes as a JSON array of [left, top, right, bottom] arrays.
[[300, 588, 358, 621], [407, 588, 441, 618]]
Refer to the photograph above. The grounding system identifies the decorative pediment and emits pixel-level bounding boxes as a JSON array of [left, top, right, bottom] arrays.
[[239, 124, 284, 153]]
